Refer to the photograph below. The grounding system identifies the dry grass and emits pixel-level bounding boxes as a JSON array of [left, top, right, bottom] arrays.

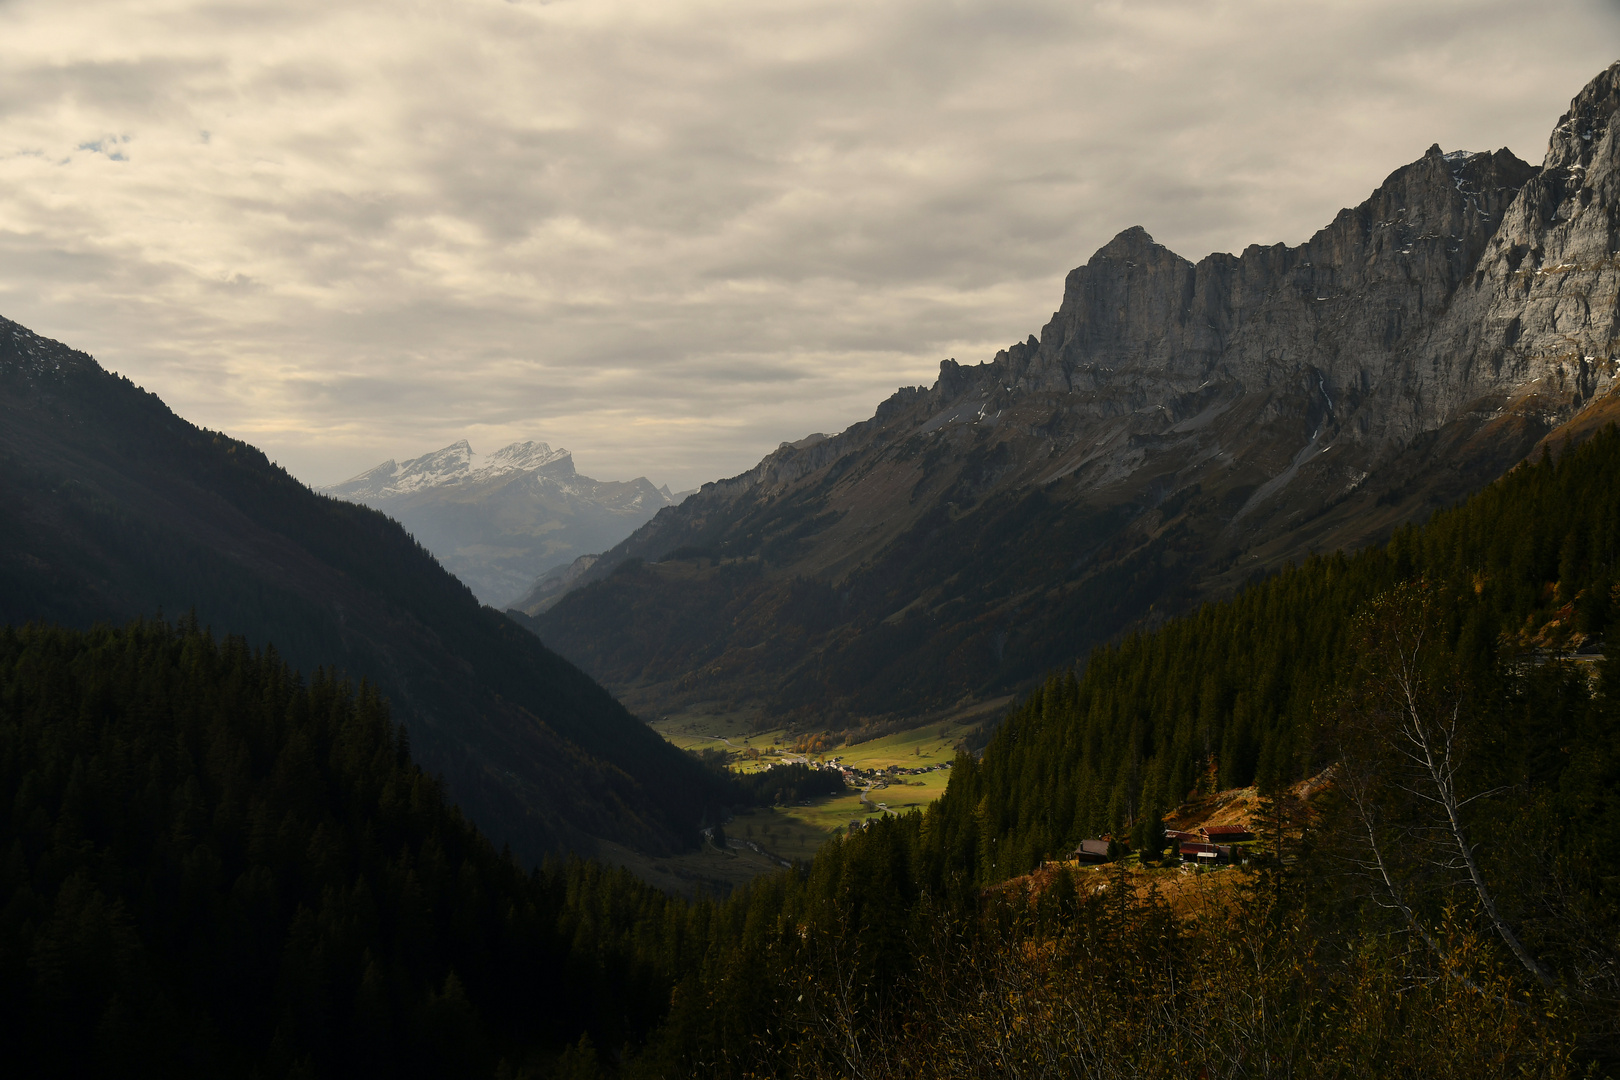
[[1001, 860, 1247, 921]]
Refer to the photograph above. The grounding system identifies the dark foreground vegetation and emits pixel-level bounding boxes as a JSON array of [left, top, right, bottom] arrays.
[[0, 619, 710, 1078], [13, 430, 1620, 1076]]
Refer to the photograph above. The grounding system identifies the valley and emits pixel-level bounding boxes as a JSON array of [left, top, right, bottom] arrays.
[[637, 710, 974, 879], [8, 50, 1620, 1080]]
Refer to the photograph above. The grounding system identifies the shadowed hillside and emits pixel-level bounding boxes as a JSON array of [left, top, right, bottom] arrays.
[[0, 316, 732, 862]]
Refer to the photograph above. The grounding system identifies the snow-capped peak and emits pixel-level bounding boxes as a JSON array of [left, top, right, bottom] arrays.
[[328, 439, 574, 499], [485, 440, 573, 475]]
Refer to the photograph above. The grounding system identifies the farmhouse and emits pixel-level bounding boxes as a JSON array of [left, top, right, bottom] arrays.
[[1073, 838, 1112, 864], [1179, 842, 1235, 865]]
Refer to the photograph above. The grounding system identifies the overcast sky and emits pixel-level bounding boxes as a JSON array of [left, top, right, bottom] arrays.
[[1, 0, 1617, 490]]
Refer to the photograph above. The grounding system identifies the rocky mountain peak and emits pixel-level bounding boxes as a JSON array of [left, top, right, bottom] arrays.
[[528, 67, 1620, 729], [1405, 62, 1620, 429], [327, 436, 675, 607], [1544, 60, 1620, 177], [931, 134, 1540, 451], [1510, 64, 1620, 247], [486, 440, 575, 477], [1093, 225, 1166, 261], [328, 438, 575, 501]]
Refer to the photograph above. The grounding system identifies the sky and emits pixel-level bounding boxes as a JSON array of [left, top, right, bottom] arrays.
[[1, 1, 1618, 491]]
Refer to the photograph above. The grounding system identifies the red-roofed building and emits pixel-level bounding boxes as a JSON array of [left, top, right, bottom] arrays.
[[1201, 824, 1254, 843]]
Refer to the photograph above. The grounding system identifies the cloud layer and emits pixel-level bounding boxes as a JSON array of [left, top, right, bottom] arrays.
[[1, 0, 1617, 488]]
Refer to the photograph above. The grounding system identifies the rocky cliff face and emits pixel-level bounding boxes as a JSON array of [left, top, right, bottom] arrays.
[[522, 63, 1620, 734], [1413, 67, 1620, 421], [326, 440, 674, 607]]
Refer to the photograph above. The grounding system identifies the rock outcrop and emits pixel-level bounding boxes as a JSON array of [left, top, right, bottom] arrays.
[[520, 63, 1620, 733]]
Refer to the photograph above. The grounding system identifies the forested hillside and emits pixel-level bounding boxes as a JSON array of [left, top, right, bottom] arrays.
[[939, 427, 1620, 886], [0, 620, 704, 1078], [9, 432, 1620, 1077], [643, 424, 1620, 1074], [601, 425, 1620, 1075], [0, 315, 732, 860]]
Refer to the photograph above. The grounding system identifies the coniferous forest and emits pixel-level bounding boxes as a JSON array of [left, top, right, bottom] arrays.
[[14, 425, 1620, 1074]]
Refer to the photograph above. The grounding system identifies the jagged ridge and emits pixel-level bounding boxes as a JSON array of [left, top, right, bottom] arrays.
[[518, 63, 1620, 735]]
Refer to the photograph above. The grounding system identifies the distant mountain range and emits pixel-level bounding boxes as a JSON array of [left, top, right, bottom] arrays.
[[521, 65, 1620, 734], [0, 319, 732, 862], [326, 439, 681, 607]]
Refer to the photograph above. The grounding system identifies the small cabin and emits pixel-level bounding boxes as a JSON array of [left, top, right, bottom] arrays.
[[1201, 824, 1254, 843], [1073, 838, 1112, 864], [1179, 842, 1231, 865]]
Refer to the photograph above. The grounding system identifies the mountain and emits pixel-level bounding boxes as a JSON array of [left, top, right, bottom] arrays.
[[325, 439, 676, 607], [521, 63, 1620, 735], [0, 317, 732, 862]]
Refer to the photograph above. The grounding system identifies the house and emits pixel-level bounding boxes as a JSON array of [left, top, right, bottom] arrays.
[[1201, 824, 1254, 843], [1073, 838, 1112, 864], [1179, 842, 1232, 865], [1165, 829, 1199, 844]]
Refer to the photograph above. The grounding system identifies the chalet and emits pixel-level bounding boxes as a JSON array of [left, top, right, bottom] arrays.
[[1073, 838, 1112, 864], [1073, 836, 1131, 863], [1179, 842, 1234, 865], [1201, 824, 1254, 843], [1165, 829, 1199, 844]]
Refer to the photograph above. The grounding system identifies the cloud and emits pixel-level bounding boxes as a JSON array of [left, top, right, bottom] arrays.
[[0, 0, 1616, 489]]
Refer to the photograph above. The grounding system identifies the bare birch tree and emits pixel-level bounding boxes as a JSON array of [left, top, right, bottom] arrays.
[[1338, 581, 1556, 992]]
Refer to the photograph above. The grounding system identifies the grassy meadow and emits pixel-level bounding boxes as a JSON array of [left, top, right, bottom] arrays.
[[648, 706, 1000, 866]]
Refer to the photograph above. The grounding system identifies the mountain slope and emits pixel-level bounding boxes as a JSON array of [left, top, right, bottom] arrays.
[[0, 619, 688, 1078], [523, 64, 1620, 734], [327, 440, 675, 607], [0, 318, 730, 861], [933, 419, 1620, 887]]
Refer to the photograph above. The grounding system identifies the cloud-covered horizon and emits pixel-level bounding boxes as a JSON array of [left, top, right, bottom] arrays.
[[2, 0, 1617, 490]]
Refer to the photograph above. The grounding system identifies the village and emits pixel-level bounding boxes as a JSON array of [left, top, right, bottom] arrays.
[[824, 756, 951, 789], [1070, 823, 1255, 866], [687, 734, 1270, 866], [648, 712, 1290, 893]]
